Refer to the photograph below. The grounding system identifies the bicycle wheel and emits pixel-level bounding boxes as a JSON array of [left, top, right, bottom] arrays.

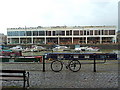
[[51, 60, 63, 72], [69, 60, 81, 72]]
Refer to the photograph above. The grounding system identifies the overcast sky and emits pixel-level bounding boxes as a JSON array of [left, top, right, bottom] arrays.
[[0, 0, 118, 35]]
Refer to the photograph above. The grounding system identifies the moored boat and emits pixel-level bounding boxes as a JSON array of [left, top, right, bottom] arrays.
[[52, 45, 70, 51], [0, 55, 42, 62]]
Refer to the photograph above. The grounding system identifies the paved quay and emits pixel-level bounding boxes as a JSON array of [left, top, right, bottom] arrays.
[[1, 60, 119, 89]]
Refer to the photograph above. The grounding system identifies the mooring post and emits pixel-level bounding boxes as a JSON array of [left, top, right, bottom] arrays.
[[43, 55, 45, 72], [93, 53, 96, 72]]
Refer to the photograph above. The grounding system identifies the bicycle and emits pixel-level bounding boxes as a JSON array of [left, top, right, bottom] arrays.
[[51, 57, 81, 72]]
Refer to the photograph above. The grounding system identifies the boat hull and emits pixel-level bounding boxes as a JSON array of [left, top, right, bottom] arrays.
[[0, 56, 42, 62]]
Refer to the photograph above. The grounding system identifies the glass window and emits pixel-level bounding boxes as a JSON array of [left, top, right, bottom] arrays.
[[7, 31, 12, 36], [39, 31, 45, 36], [33, 31, 38, 36], [80, 31, 83, 35], [95, 30, 100, 35], [61, 31, 65, 36], [70, 30, 72, 35], [87, 31, 89, 35], [109, 30, 115, 35], [46, 31, 51, 36], [55, 31, 59, 35], [65, 30, 72, 35], [19, 31, 26, 36], [66, 31, 70, 36], [55, 31, 65, 36], [7, 31, 19, 36], [105, 30, 108, 35], [14, 31, 19, 36], [90, 30, 93, 35], [73, 30, 79, 35], [84, 30, 86, 35], [26, 31, 32, 36], [98, 30, 100, 35], [101, 30, 104, 35], [95, 30, 97, 35], [53, 31, 55, 36]]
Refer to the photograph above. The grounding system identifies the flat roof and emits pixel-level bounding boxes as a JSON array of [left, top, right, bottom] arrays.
[[7, 25, 116, 30]]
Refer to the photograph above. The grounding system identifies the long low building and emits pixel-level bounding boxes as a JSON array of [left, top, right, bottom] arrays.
[[0, 33, 7, 45], [7, 26, 117, 45]]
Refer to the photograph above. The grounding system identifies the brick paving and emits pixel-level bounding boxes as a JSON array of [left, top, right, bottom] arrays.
[[1, 60, 119, 88]]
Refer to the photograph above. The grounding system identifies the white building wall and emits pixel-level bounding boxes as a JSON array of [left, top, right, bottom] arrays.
[[7, 26, 117, 44]]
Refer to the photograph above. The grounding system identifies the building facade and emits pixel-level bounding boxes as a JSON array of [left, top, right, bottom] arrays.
[[0, 33, 7, 45], [7, 26, 117, 45]]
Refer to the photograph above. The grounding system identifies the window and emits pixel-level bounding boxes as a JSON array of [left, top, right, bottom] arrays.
[[61, 31, 65, 36], [54, 31, 65, 36], [90, 30, 93, 35], [66, 31, 70, 36], [33, 31, 38, 36], [7, 31, 19, 36], [66, 30, 72, 36], [95, 30, 100, 35], [39, 31, 45, 36], [84, 30, 86, 35], [70, 30, 72, 35], [105, 30, 108, 35], [19, 31, 26, 36], [101, 30, 104, 35], [109, 30, 115, 35], [26, 31, 32, 36], [53, 31, 55, 36], [46, 31, 51, 36], [80, 31, 83, 35], [14, 31, 19, 36], [87, 31, 89, 35], [7, 31, 12, 36], [95, 30, 97, 35], [73, 30, 79, 35], [98, 30, 100, 35]]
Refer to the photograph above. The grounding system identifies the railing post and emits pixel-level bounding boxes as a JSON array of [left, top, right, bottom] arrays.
[[93, 53, 96, 72], [43, 55, 45, 72], [23, 72, 26, 88]]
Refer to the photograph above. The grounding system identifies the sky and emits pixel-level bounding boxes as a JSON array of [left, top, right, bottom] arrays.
[[0, 0, 119, 35]]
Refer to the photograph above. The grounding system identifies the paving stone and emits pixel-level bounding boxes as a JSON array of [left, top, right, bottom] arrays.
[[1, 60, 118, 88]]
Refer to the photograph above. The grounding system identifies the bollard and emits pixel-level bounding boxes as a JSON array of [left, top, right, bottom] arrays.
[[43, 55, 45, 72], [93, 54, 96, 72], [104, 55, 107, 63]]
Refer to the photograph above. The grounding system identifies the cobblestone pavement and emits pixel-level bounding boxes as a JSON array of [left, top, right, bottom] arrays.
[[1, 60, 119, 88]]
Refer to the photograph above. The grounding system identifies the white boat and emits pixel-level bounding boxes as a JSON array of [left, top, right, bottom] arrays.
[[86, 46, 100, 51], [22, 48, 31, 52], [74, 45, 100, 51], [30, 45, 46, 52], [52, 45, 70, 51], [10, 45, 23, 52], [75, 47, 88, 51]]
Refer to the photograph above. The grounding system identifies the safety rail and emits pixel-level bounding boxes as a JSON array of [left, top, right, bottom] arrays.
[[42, 53, 117, 72]]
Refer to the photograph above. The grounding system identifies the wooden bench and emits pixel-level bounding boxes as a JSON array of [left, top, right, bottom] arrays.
[[0, 70, 29, 88]]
